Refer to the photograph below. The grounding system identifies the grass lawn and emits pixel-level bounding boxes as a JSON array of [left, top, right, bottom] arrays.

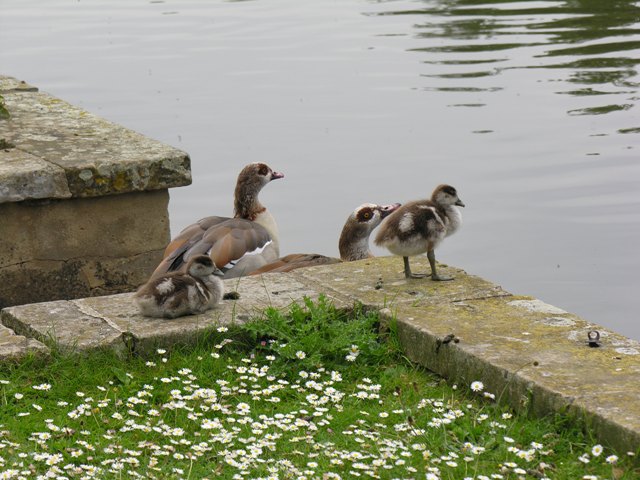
[[0, 296, 637, 479]]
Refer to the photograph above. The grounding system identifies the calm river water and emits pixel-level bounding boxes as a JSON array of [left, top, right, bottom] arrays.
[[1, 0, 639, 339]]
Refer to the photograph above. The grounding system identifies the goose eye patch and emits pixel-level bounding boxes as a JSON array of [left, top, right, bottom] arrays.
[[357, 208, 374, 222]]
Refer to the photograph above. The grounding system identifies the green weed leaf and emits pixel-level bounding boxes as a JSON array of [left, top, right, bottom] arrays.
[[111, 366, 130, 385]]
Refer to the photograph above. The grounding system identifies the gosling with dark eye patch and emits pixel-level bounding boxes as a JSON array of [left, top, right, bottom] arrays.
[[134, 254, 225, 318], [375, 184, 464, 280], [250, 202, 401, 274]]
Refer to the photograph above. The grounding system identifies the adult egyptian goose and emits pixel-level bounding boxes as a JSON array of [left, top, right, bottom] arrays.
[[134, 254, 224, 318], [375, 184, 464, 280], [152, 163, 284, 279], [250, 202, 401, 274]]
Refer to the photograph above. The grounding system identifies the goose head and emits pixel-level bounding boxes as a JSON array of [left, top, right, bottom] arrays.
[[339, 202, 401, 261], [432, 184, 465, 208], [234, 163, 284, 220]]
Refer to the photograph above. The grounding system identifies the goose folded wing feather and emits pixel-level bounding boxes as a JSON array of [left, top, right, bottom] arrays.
[[152, 162, 284, 278]]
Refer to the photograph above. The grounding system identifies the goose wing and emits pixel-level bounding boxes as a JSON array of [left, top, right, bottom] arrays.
[[158, 218, 275, 277], [153, 216, 230, 277]]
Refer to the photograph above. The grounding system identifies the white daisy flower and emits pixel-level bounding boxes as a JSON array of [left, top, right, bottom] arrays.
[[470, 381, 484, 392]]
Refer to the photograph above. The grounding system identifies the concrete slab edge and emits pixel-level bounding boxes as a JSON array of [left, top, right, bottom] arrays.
[[0, 323, 49, 361], [390, 313, 639, 455], [0, 75, 192, 202]]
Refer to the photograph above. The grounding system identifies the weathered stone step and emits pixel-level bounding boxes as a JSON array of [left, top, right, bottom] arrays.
[[0, 323, 48, 360], [0, 75, 192, 308], [1, 256, 639, 455], [1, 273, 346, 356]]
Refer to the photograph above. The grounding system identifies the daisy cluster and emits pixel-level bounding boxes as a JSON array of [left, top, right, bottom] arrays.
[[0, 343, 634, 479]]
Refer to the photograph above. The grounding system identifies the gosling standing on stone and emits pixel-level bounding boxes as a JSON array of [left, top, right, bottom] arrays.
[[134, 255, 225, 318], [374, 184, 464, 280]]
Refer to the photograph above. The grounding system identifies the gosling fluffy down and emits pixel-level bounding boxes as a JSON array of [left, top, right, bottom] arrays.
[[134, 255, 224, 318], [375, 184, 464, 280]]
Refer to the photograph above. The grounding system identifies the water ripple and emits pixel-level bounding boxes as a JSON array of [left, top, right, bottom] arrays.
[[374, 0, 640, 116]]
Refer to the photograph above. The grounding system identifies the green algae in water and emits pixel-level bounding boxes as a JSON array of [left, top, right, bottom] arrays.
[[618, 127, 640, 134]]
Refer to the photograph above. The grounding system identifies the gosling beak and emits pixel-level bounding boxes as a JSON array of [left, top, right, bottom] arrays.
[[271, 171, 285, 180], [213, 267, 225, 277], [455, 199, 465, 207], [379, 202, 402, 218]]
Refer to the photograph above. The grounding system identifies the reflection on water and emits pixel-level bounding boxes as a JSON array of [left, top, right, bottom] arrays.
[[378, 0, 640, 117], [0, 0, 638, 338]]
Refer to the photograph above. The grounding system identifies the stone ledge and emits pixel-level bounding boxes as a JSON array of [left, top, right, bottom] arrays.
[[0, 323, 48, 361], [0, 75, 191, 203], [0, 274, 349, 357], [0, 76, 187, 306], [0, 148, 71, 203], [295, 257, 640, 454], [0, 190, 171, 307], [1, 257, 639, 455], [0, 77, 38, 93]]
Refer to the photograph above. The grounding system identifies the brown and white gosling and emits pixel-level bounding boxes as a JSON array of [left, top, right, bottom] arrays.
[[374, 184, 464, 280], [134, 255, 224, 318]]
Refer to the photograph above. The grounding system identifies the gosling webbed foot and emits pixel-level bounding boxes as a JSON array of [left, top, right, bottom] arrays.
[[431, 273, 454, 282], [407, 272, 429, 279], [403, 256, 428, 279], [426, 250, 454, 281]]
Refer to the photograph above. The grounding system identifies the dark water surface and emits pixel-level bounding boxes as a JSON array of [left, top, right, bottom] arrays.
[[1, 0, 639, 338]]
